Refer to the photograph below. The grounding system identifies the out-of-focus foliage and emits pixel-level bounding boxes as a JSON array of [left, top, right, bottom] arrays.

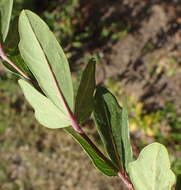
[[13, 0, 35, 17], [42, 0, 130, 61]]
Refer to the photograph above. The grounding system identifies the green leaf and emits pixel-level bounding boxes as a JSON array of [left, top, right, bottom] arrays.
[[128, 143, 176, 190], [75, 58, 96, 122], [19, 79, 71, 129], [18, 10, 74, 114], [94, 87, 123, 169], [65, 127, 118, 176], [0, 0, 13, 42], [121, 101, 133, 172]]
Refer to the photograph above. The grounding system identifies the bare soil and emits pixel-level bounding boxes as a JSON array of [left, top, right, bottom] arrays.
[[97, 0, 181, 114]]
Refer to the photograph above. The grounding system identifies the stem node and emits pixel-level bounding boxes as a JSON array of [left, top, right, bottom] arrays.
[[118, 171, 134, 190]]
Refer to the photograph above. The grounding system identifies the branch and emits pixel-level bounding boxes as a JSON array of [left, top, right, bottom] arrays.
[[0, 44, 31, 81], [118, 171, 135, 190]]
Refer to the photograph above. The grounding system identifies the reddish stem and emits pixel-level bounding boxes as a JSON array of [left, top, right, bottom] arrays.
[[69, 112, 84, 134], [0, 44, 31, 80], [118, 171, 135, 190]]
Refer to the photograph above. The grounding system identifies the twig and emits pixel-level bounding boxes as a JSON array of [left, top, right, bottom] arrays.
[[118, 171, 135, 190], [0, 44, 31, 81], [1, 44, 133, 190], [0, 44, 44, 94]]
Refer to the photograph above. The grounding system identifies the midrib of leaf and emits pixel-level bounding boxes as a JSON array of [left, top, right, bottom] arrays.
[[104, 102, 121, 168], [153, 146, 161, 190], [24, 12, 71, 118]]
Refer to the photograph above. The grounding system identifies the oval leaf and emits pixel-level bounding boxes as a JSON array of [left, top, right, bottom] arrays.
[[94, 87, 124, 169], [128, 143, 176, 190], [65, 127, 118, 176], [0, 0, 13, 42], [75, 58, 96, 122], [19, 79, 71, 129], [18, 10, 74, 114]]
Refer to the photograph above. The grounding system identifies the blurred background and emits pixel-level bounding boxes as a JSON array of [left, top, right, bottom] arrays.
[[0, 0, 181, 189]]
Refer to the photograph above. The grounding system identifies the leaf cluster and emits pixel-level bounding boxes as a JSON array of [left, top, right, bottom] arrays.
[[0, 1, 177, 190]]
